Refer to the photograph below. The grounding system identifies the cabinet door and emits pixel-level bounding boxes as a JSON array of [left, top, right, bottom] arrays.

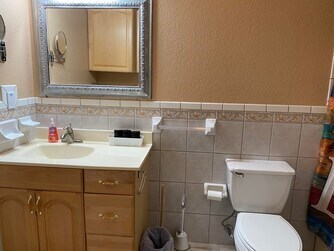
[[88, 9, 138, 72], [0, 188, 39, 251], [36, 191, 85, 251]]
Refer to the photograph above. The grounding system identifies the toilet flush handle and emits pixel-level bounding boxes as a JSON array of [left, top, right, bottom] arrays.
[[233, 172, 244, 178]]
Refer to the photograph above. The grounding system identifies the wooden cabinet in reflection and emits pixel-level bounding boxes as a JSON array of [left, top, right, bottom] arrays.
[[88, 9, 138, 73]]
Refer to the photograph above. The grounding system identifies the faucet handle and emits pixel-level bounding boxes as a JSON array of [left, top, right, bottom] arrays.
[[63, 124, 73, 133]]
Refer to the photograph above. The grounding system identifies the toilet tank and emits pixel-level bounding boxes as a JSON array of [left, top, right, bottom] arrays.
[[226, 159, 295, 214]]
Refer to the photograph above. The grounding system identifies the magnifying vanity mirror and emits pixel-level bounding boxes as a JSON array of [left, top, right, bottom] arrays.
[[49, 31, 67, 64], [55, 31, 67, 56], [0, 14, 6, 62], [0, 15, 5, 40], [32, 0, 152, 99]]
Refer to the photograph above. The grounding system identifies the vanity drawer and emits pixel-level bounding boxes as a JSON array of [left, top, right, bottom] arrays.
[[84, 170, 135, 195], [86, 234, 134, 251], [85, 194, 134, 236], [0, 165, 82, 192]]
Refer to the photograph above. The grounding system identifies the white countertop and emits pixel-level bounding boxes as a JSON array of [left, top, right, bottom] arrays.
[[0, 128, 152, 171]]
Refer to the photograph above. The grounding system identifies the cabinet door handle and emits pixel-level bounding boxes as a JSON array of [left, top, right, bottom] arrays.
[[27, 194, 34, 215], [35, 196, 42, 215], [98, 180, 120, 186], [98, 213, 119, 220], [233, 171, 244, 178]]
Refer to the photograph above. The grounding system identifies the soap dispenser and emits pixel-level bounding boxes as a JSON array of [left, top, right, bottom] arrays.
[[48, 118, 59, 143]]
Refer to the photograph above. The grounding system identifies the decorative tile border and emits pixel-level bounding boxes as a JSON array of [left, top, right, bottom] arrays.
[[0, 105, 35, 121], [273, 113, 303, 124], [162, 109, 188, 119], [57, 105, 82, 115], [136, 109, 161, 118], [82, 106, 109, 116], [32, 104, 326, 125], [188, 110, 216, 120], [245, 112, 273, 122], [109, 108, 135, 117], [0, 97, 328, 125], [217, 111, 244, 121], [303, 113, 327, 124], [36, 104, 57, 114]]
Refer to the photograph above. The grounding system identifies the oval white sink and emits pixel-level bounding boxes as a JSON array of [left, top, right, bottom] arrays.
[[32, 144, 95, 159]]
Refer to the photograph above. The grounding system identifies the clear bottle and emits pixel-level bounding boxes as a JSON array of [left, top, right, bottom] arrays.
[[48, 118, 59, 143]]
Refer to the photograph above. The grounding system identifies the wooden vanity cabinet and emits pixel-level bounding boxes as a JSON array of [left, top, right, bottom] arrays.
[[0, 166, 85, 251], [84, 162, 149, 251], [0, 161, 149, 251], [36, 191, 85, 251], [0, 188, 39, 251]]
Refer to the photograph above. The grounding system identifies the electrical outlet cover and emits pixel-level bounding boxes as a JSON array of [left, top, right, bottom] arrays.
[[1, 85, 18, 109]]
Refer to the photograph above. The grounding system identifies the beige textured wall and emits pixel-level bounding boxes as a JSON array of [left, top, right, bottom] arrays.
[[0, 0, 36, 98], [1, 1, 333, 104], [47, 9, 96, 84], [152, 0, 334, 105]]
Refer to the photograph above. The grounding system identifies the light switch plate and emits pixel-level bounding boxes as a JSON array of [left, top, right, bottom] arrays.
[[1, 85, 18, 109]]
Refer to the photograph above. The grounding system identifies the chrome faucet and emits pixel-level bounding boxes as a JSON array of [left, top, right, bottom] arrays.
[[60, 124, 83, 143]]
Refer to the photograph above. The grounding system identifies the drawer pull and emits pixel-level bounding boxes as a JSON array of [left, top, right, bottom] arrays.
[[98, 180, 120, 186], [98, 213, 120, 220]]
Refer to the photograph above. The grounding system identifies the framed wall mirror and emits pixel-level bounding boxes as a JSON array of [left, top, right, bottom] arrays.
[[32, 0, 152, 99]]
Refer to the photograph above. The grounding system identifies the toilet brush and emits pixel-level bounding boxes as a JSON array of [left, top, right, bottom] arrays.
[[175, 194, 189, 251]]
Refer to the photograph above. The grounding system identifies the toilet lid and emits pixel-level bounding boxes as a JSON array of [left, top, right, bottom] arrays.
[[236, 213, 302, 251]]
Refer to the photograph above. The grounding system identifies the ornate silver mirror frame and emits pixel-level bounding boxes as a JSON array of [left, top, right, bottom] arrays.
[[32, 0, 152, 99]]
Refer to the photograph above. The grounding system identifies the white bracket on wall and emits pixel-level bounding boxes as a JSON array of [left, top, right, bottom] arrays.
[[0, 119, 24, 141], [152, 117, 216, 136], [18, 116, 41, 144], [18, 116, 40, 132], [205, 119, 216, 136], [152, 117, 163, 133]]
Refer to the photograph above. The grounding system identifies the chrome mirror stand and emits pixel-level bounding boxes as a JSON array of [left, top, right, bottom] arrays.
[[0, 40, 6, 62], [49, 50, 65, 65]]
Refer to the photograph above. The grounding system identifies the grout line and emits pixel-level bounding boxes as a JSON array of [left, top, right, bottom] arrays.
[[268, 119, 274, 157], [240, 119, 245, 156]]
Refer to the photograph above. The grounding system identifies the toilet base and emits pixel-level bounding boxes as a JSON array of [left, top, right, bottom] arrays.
[[233, 213, 302, 251]]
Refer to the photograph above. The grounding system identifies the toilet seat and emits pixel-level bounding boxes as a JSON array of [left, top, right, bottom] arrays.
[[234, 213, 302, 251]]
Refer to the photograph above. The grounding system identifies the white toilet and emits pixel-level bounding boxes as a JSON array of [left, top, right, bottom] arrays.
[[225, 159, 303, 251]]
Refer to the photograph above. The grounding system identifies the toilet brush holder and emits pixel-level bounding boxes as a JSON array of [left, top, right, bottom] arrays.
[[175, 231, 189, 251], [175, 194, 189, 251]]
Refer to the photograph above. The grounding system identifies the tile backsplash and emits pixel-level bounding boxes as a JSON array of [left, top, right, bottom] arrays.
[[147, 115, 322, 251], [1, 98, 326, 250]]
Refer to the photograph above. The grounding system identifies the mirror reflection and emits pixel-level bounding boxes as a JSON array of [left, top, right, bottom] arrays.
[[46, 8, 139, 86], [0, 15, 5, 40], [0, 14, 6, 63], [55, 31, 67, 56]]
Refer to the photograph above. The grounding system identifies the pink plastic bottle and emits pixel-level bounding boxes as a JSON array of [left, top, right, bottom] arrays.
[[48, 118, 59, 143]]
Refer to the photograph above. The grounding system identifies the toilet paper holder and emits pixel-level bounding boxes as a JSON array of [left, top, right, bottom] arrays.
[[203, 183, 228, 198]]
